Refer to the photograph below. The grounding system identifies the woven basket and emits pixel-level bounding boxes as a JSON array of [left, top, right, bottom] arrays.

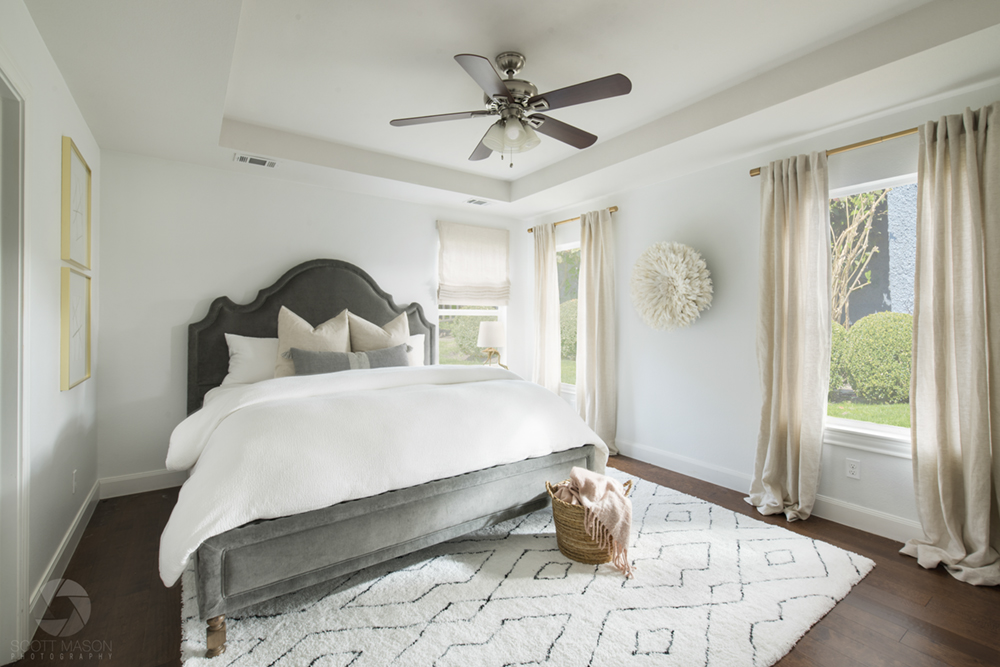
[[546, 478, 633, 565]]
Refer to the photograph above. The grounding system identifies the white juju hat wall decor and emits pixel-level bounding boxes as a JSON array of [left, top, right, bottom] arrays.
[[630, 241, 713, 330]]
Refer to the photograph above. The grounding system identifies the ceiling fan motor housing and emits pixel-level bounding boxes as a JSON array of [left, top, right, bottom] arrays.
[[484, 78, 538, 106]]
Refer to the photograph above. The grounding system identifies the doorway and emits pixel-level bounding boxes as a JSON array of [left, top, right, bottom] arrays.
[[0, 62, 27, 664]]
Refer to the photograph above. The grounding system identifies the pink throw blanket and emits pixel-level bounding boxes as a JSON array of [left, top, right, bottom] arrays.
[[554, 467, 634, 578]]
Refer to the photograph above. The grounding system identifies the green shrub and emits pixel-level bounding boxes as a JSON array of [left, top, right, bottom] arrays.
[[450, 316, 494, 360], [846, 312, 912, 403], [560, 299, 577, 360], [830, 321, 849, 395]]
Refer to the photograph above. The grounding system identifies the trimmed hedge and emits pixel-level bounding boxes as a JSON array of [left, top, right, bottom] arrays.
[[830, 321, 849, 393], [450, 315, 494, 360], [845, 311, 912, 403], [560, 299, 577, 360]]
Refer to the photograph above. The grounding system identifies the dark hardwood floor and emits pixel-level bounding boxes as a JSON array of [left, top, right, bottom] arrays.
[[12, 456, 998, 666]]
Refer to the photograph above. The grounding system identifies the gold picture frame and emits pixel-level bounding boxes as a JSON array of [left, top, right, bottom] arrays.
[[61, 136, 91, 269], [61, 267, 91, 390]]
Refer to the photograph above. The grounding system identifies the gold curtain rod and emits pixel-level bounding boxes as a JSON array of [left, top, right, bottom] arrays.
[[527, 206, 619, 233], [748, 127, 919, 177]]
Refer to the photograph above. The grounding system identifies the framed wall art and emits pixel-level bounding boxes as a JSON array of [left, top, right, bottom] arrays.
[[61, 266, 91, 390], [61, 135, 91, 269]]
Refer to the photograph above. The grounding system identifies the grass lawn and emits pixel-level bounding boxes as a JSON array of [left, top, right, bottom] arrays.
[[827, 400, 910, 428], [561, 358, 576, 385], [438, 336, 481, 365]]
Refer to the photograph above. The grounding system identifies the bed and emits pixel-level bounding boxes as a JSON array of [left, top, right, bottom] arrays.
[[168, 258, 606, 657]]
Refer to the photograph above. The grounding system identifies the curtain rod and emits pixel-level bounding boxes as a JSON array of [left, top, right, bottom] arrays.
[[527, 206, 619, 233], [748, 127, 919, 177]]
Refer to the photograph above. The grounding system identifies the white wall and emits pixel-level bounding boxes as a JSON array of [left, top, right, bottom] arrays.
[[0, 0, 100, 652], [525, 81, 1000, 542], [96, 152, 523, 480]]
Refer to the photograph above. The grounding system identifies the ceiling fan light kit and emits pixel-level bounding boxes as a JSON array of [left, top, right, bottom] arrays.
[[483, 118, 540, 155], [390, 52, 632, 164]]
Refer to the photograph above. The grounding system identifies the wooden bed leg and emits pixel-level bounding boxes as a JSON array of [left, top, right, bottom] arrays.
[[206, 615, 227, 658]]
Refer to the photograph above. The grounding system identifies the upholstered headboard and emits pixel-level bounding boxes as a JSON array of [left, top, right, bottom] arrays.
[[187, 259, 436, 414]]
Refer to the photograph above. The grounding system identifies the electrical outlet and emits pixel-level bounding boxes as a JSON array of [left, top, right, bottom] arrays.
[[72, 469, 77, 494], [846, 458, 861, 480]]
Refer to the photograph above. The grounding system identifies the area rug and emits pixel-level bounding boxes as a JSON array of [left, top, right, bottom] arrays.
[[180, 470, 874, 666]]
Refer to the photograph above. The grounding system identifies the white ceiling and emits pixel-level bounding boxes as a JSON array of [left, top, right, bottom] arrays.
[[23, 0, 1000, 218]]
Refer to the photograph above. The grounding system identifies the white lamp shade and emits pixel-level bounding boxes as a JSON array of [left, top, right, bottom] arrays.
[[482, 121, 506, 153], [519, 124, 541, 152], [477, 321, 506, 348]]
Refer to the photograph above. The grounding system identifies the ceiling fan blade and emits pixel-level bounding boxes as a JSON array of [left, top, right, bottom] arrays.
[[530, 114, 598, 149], [454, 54, 511, 101], [390, 110, 492, 127], [469, 126, 494, 161], [527, 73, 632, 112]]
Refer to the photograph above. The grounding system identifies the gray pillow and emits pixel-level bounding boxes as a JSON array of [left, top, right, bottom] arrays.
[[290, 343, 410, 376]]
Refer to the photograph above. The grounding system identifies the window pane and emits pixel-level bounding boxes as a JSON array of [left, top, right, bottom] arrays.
[[557, 248, 580, 385], [828, 184, 915, 428], [438, 313, 498, 365]]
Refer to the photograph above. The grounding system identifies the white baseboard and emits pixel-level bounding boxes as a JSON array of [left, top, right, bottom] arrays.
[[99, 468, 186, 499], [812, 494, 923, 544], [28, 480, 99, 629], [25, 469, 186, 634], [616, 439, 923, 544], [615, 439, 753, 492]]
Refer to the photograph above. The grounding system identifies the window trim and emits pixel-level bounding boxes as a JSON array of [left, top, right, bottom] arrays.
[[823, 416, 911, 459]]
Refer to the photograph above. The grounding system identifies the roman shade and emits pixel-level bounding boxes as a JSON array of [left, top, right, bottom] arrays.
[[437, 221, 510, 305]]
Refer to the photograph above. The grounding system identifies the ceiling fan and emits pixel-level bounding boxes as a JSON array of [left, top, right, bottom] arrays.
[[390, 52, 632, 164]]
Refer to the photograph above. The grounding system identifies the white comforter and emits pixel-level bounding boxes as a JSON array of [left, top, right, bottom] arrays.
[[159, 365, 607, 586]]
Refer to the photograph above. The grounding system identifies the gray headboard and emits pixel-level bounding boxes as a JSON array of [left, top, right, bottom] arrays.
[[187, 258, 436, 414]]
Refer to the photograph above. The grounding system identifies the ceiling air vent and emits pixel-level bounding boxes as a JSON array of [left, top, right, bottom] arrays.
[[234, 153, 277, 168], [465, 199, 489, 206]]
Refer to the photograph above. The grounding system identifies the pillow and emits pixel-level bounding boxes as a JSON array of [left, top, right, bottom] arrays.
[[290, 343, 410, 376], [275, 306, 350, 378], [221, 334, 279, 385], [348, 311, 410, 352], [406, 333, 425, 367]]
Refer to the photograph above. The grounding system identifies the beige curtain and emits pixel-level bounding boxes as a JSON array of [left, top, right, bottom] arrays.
[[437, 220, 510, 305], [532, 222, 561, 393], [577, 209, 618, 454], [900, 102, 1000, 586], [748, 153, 831, 521]]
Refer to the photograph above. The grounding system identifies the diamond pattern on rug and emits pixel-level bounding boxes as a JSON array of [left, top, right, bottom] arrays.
[[180, 470, 874, 666]]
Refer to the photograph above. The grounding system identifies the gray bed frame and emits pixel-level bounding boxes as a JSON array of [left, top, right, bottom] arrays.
[[186, 259, 599, 657]]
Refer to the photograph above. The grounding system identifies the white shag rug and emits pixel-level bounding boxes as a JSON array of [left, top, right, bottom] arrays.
[[181, 470, 873, 666]]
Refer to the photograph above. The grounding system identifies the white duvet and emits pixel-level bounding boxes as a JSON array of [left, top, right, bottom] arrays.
[[159, 365, 608, 586]]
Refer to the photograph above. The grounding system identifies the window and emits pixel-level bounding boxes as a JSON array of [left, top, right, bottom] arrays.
[[437, 304, 502, 365], [435, 220, 510, 366], [828, 175, 916, 430], [557, 244, 580, 386]]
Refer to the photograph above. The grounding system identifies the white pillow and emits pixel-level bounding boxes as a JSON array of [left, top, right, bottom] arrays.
[[407, 334, 425, 367], [221, 334, 279, 385], [348, 311, 410, 352], [275, 307, 350, 378]]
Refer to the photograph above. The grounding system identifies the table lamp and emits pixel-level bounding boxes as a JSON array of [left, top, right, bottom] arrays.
[[477, 321, 508, 370]]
